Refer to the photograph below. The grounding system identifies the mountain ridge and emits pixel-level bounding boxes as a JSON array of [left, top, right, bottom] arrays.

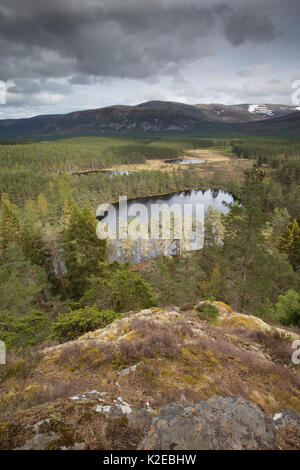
[[0, 100, 299, 138]]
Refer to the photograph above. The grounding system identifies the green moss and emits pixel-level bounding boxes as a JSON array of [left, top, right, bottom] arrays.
[[43, 421, 76, 450]]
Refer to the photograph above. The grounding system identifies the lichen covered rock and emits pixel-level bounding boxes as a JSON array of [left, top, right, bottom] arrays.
[[139, 396, 276, 450]]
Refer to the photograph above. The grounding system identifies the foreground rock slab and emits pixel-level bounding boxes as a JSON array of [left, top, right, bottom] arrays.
[[139, 396, 276, 450]]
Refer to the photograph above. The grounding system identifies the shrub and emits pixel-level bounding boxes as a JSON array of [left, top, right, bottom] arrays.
[[0, 310, 50, 350], [54, 341, 114, 370], [51, 306, 121, 342], [0, 422, 31, 450], [196, 303, 218, 322], [118, 329, 178, 361], [233, 328, 294, 365], [257, 298, 275, 322], [117, 319, 194, 364], [274, 290, 300, 327], [81, 262, 156, 313], [180, 303, 194, 312]]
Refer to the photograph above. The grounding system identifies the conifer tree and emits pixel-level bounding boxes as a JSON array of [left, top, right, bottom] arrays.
[[43, 222, 67, 296], [1, 197, 53, 283], [222, 161, 295, 312], [0, 198, 25, 251], [278, 217, 300, 270], [59, 195, 75, 231], [203, 206, 224, 259], [22, 221, 52, 276], [37, 193, 49, 220], [63, 205, 107, 298]]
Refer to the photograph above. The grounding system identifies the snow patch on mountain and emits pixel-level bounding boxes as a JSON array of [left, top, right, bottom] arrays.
[[248, 104, 274, 116]]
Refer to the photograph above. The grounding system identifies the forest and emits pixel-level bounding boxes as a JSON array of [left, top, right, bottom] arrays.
[[0, 135, 299, 353]]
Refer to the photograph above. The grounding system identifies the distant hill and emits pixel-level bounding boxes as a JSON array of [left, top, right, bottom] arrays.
[[0, 100, 299, 139], [243, 110, 300, 135], [195, 103, 300, 123]]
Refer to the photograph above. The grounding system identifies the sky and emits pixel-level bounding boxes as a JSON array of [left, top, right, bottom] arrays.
[[0, 0, 299, 119]]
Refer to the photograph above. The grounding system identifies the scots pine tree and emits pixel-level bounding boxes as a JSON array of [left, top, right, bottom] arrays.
[[0, 198, 25, 250], [278, 217, 300, 270], [63, 206, 107, 298], [223, 162, 295, 312]]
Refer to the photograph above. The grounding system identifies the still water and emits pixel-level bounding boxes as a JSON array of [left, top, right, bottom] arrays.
[[97, 189, 234, 263], [165, 158, 206, 164]]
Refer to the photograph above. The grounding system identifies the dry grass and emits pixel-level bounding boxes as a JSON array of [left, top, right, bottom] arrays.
[[103, 149, 253, 187], [73, 413, 146, 450], [119, 330, 177, 360], [54, 341, 115, 370], [31, 378, 89, 406], [232, 328, 295, 365], [118, 318, 194, 362]]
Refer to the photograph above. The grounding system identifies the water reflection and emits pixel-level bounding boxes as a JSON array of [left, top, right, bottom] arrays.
[[165, 158, 206, 164], [97, 189, 234, 264]]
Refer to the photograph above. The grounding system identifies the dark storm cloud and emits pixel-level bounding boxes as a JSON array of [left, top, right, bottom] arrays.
[[1, 0, 299, 116], [223, 8, 279, 46], [0, 0, 281, 84], [0, 1, 215, 81]]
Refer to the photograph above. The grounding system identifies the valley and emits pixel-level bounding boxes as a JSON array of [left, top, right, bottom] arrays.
[[0, 133, 299, 450], [1, 0, 299, 453]]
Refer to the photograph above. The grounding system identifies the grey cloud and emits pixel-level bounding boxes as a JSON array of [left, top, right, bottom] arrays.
[[0, 0, 297, 115], [7, 81, 42, 95], [223, 8, 279, 46], [7, 79, 71, 96], [0, 0, 281, 85]]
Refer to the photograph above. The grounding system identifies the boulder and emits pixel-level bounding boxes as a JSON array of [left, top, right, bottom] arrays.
[[273, 409, 300, 449], [139, 396, 276, 450]]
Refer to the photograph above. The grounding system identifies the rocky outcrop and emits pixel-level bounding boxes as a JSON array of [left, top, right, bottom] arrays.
[[42, 302, 300, 357], [198, 300, 300, 341], [13, 391, 153, 450], [2, 301, 300, 450], [13, 396, 300, 450], [139, 396, 276, 450]]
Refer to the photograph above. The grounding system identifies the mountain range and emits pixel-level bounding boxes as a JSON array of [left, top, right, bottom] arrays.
[[0, 101, 300, 139]]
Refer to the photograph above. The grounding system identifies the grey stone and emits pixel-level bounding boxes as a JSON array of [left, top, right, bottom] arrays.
[[273, 408, 300, 430], [61, 442, 86, 450], [128, 408, 153, 431], [139, 396, 276, 450], [273, 408, 300, 449], [117, 363, 142, 376], [15, 433, 60, 450]]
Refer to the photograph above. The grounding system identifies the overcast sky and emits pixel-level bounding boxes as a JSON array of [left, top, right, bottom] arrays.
[[0, 0, 299, 118]]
